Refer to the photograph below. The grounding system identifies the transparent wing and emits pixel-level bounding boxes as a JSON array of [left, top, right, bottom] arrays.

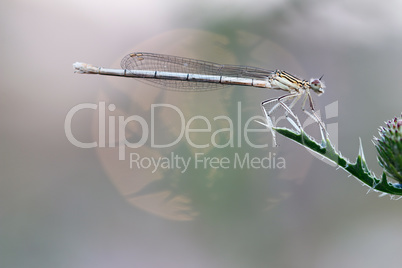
[[121, 52, 275, 91]]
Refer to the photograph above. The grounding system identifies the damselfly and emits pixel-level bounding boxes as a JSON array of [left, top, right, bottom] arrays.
[[73, 52, 326, 142]]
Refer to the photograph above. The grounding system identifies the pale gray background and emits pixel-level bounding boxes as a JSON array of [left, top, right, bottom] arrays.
[[2, 0, 402, 267]]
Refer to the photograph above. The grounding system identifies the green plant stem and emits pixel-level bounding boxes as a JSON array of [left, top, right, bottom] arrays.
[[274, 127, 402, 196]]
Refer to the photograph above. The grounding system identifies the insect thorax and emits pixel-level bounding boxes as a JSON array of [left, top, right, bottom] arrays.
[[271, 70, 309, 93]]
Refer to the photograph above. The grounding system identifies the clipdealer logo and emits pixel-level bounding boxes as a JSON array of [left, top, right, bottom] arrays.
[[64, 102, 287, 171], [64, 101, 338, 171]]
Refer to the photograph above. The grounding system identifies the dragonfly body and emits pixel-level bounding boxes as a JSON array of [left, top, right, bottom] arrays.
[[74, 62, 272, 88], [74, 52, 324, 95], [73, 52, 326, 145]]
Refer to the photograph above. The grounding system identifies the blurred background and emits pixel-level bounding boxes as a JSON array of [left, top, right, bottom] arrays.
[[1, 0, 402, 267]]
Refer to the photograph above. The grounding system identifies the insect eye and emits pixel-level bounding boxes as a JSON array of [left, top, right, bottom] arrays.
[[311, 79, 320, 87]]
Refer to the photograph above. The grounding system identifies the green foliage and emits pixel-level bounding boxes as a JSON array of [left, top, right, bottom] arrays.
[[273, 118, 402, 196], [374, 115, 402, 184]]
